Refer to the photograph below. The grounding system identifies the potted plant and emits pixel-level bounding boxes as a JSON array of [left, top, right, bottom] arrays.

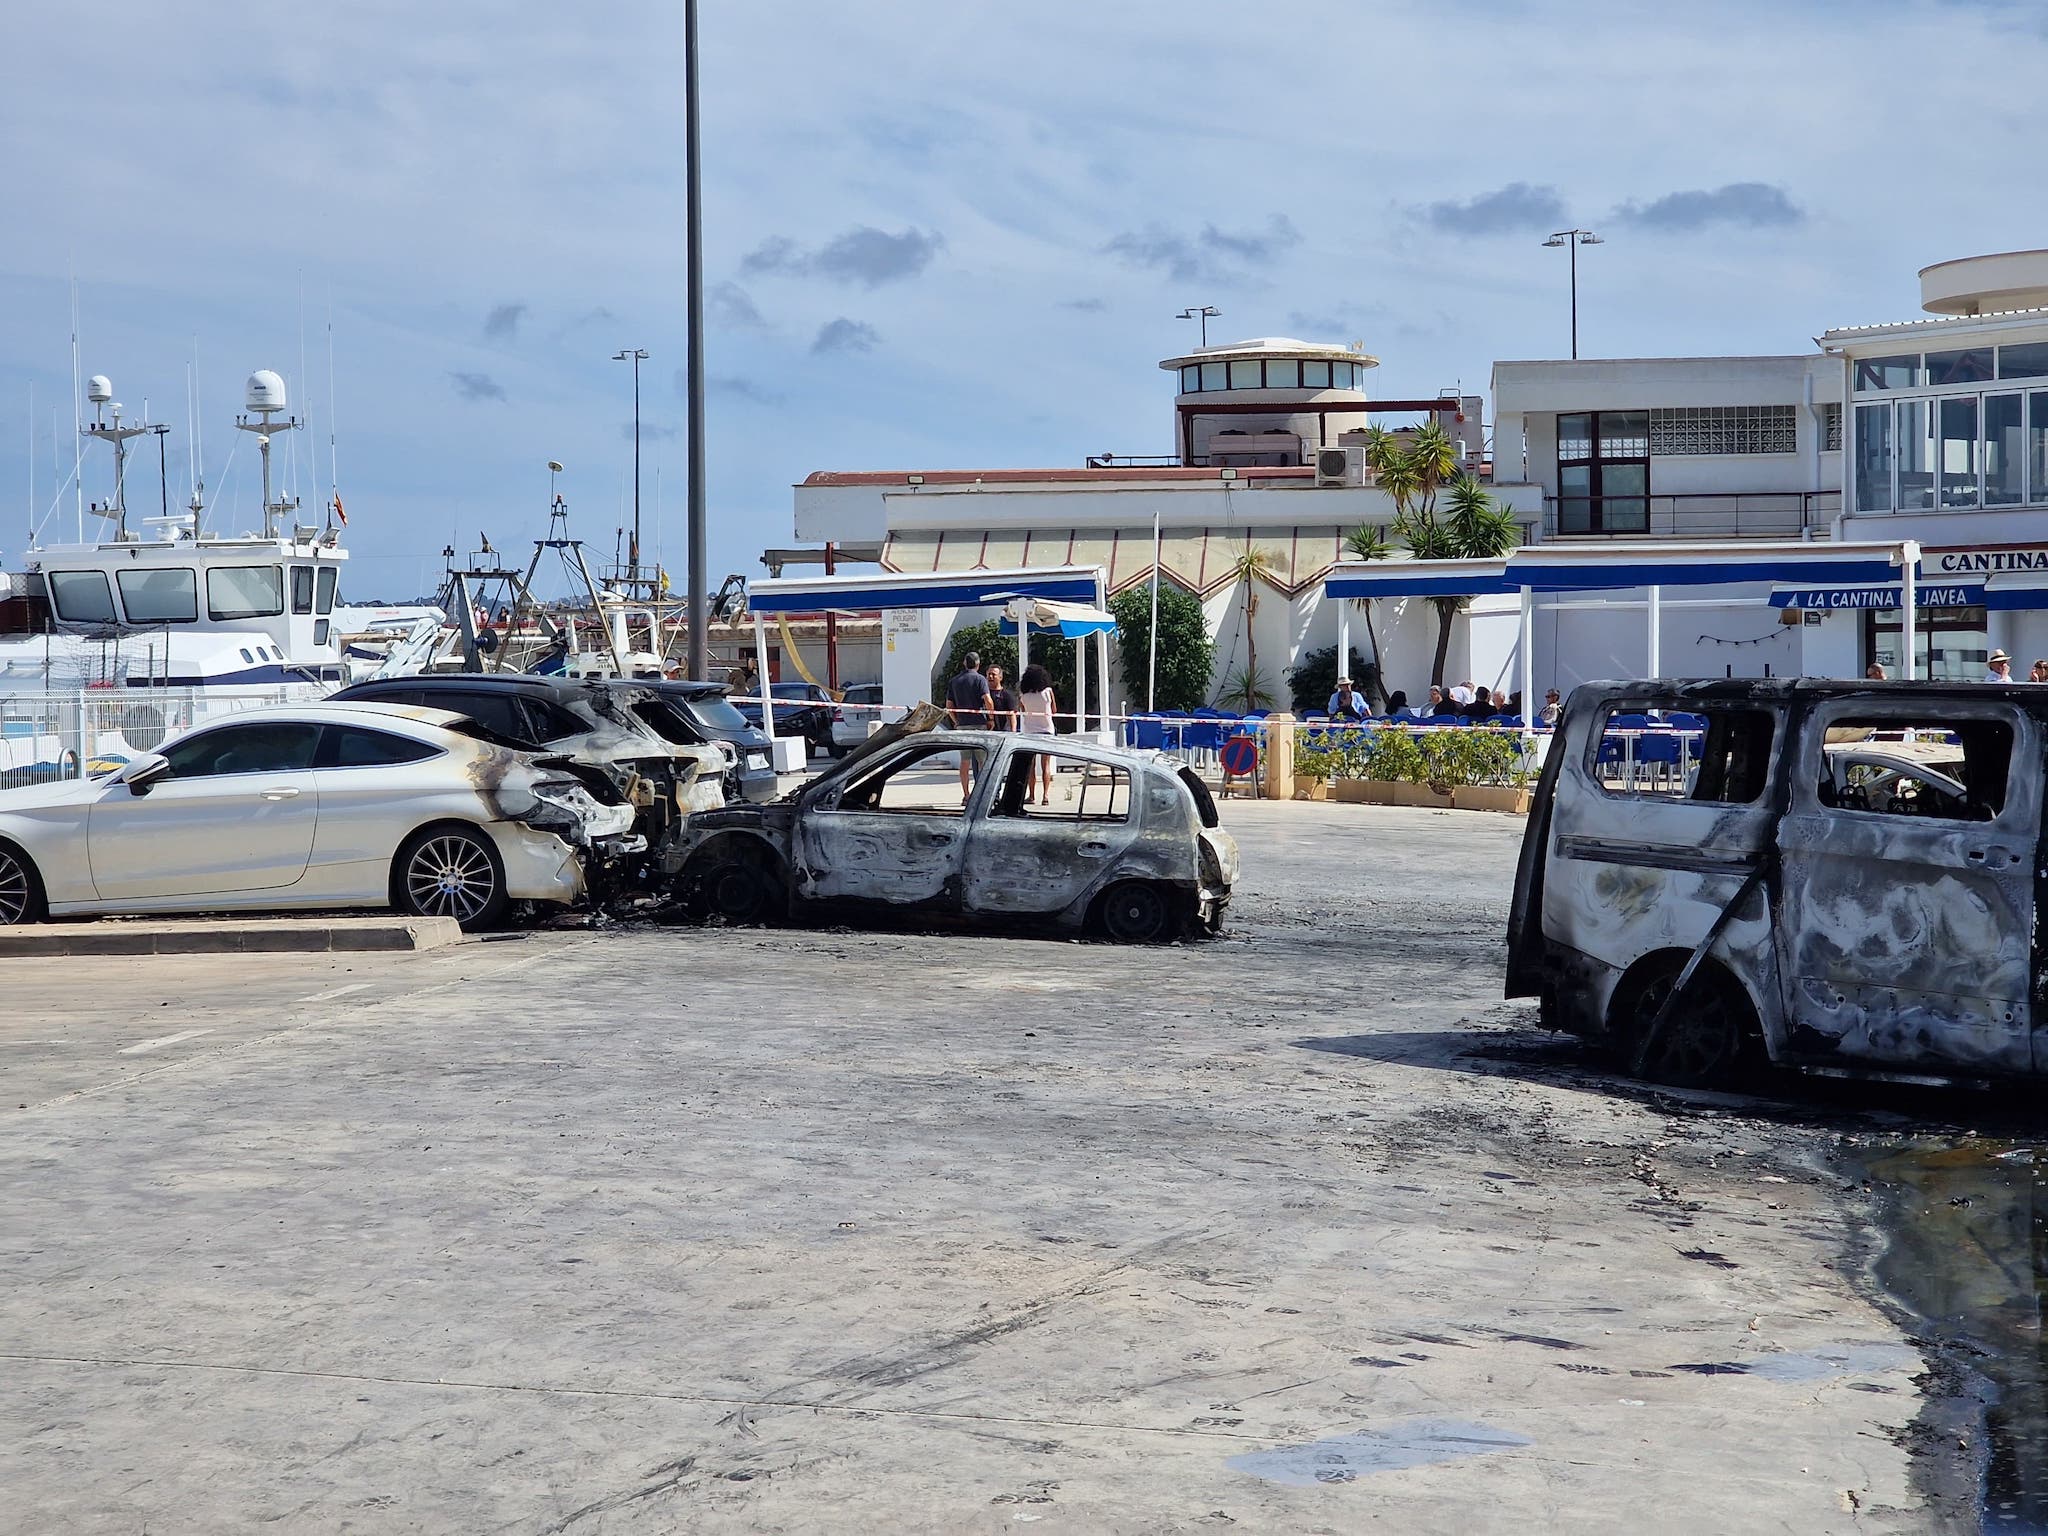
[[1449, 728, 1536, 813], [1293, 742, 1336, 800]]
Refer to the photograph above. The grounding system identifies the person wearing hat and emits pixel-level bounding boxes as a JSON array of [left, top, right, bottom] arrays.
[[1327, 676, 1370, 721], [1986, 649, 2013, 683]]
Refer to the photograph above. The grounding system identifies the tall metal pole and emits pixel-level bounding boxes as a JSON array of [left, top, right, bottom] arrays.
[[631, 352, 642, 580], [1569, 237, 1579, 361], [684, 0, 709, 680]]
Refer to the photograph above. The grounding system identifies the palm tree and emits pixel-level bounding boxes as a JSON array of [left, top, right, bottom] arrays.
[[1224, 543, 1282, 707], [1342, 522, 1393, 709], [1394, 473, 1522, 688]]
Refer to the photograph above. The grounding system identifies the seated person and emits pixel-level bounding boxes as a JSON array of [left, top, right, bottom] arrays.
[[1386, 689, 1416, 720], [1326, 677, 1371, 722]]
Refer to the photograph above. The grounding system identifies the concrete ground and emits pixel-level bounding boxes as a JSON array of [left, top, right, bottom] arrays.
[[1, 801, 1944, 1533]]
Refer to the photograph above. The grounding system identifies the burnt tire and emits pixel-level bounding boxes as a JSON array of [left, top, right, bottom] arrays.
[[0, 841, 46, 926], [394, 825, 509, 931], [697, 854, 784, 925], [1099, 880, 1174, 944], [1614, 958, 1756, 1088]]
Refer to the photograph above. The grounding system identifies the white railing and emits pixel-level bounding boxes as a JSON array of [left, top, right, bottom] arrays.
[[0, 686, 323, 789]]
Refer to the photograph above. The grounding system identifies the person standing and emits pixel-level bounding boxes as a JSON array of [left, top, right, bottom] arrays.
[[1986, 649, 2013, 683], [1018, 663, 1058, 805], [946, 651, 994, 799], [986, 664, 1020, 730]]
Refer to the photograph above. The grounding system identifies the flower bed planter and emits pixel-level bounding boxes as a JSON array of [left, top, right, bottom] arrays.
[[1388, 782, 1455, 809], [1332, 778, 1400, 804], [1294, 775, 1330, 801], [1452, 784, 1533, 815]]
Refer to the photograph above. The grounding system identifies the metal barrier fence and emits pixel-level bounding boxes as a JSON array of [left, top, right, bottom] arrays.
[[0, 687, 322, 790]]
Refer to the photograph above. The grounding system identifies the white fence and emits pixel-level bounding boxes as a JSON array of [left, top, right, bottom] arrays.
[[0, 687, 323, 790]]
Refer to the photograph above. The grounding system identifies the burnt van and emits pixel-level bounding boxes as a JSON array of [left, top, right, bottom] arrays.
[[1506, 679, 2044, 1086]]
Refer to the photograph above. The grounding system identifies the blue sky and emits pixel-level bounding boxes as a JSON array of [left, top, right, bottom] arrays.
[[2, 0, 2044, 601]]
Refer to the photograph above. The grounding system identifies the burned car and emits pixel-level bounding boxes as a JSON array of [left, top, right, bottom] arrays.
[[329, 673, 727, 855], [666, 705, 1238, 941], [1507, 678, 2045, 1086]]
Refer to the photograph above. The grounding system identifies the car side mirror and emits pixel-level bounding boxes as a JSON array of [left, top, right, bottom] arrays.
[[120, 753, 171, 795]]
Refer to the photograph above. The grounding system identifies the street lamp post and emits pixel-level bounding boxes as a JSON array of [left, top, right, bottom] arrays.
[[612, 347, 649, 587], [1176, 305, 1220, 347], [1541, 229, 1604, 360], [684, 0, 708, 680]]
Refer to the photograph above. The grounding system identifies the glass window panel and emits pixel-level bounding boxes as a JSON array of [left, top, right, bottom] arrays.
[[2032, 393, 2048, 505], [315, 567, 337, 614], [1199, 362, 1226, 391], [1301, 360, 1331, 388], [163, 722, 320, 779], [1854, 355, 1920, 391], [1263, 360, 1298, 389], [1557, 414, 1593, 460], [116, 567, 198, 623], [1854, 403, 1894, 512], [207, 565, 284, 620], [47, 570, 118, 623], [1599, 411, 1649, 456], [2000, 342, 2048, 380], [290, 565, 314, 614], [1557, 464, 1593, 533], [1985, 393, 2024, 505], [1597, 463, 1649, 532], [1939, 395, 1979, 507], [1228, 360, 1262, 389], [1897, 400, 1934, 510], [1926, 348, 1995, 387], [1180, 365, 1199, 392]]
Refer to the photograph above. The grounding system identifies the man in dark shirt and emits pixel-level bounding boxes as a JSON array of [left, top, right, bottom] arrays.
[[945, 651, 993, 798]]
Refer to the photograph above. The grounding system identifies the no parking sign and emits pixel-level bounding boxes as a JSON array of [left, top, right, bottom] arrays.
[[1220, 735, 1259, 779]]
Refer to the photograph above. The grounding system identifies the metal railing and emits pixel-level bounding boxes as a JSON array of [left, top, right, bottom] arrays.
[[1542, 490, 1839, 540], [0, 686, 320, 790]]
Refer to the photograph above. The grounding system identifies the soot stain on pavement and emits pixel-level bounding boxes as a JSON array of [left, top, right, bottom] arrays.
[[1227, 1420, 1532, 1486]]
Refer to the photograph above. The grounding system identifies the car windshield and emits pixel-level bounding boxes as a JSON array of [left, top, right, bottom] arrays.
[[770, 683, 812, 699], [682, 695, 752, 732]]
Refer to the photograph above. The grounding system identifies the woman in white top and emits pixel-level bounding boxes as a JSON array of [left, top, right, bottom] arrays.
[[1017, 663, 1057, 804]]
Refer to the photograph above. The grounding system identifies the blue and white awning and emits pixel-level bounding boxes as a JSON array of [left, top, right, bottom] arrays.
[[1325, 540, 1917, 600], [747, 564, 1104, 616]]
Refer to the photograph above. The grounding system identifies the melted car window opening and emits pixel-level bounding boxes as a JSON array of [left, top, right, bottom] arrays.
[[1817, 716, 2013, 820], [1589, 706, 1774, 803], [837, 746, 987, 815], [993, 752, 1131, 822]]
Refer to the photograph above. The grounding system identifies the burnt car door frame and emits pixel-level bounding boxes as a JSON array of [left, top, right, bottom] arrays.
[[790, 738, 997, 907], [961, 744, 1142, 916], [1772, 692, 2044, 1075]]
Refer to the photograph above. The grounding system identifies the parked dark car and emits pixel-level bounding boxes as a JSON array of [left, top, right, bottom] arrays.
[[734, 681, 843, 758]]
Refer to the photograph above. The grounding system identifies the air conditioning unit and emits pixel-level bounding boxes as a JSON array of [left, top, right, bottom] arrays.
[[1315, 445, 1365, 487]]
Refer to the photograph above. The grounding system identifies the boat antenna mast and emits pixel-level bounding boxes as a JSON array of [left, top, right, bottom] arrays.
[[233, 370, 302, 539], [81, 374, 159, 543]]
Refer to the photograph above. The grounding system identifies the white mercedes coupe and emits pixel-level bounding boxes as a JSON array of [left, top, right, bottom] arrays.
[[0, 703, 637, 930]]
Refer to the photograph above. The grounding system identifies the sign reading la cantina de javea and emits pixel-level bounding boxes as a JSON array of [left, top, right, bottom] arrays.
[[1768, 583, 1985, 610]]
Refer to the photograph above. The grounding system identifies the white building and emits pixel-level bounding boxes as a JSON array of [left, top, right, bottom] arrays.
[[790, 336, 1518, 710], [777, 249, 2048, 710]]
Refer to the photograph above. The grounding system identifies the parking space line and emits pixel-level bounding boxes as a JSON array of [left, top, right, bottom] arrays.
[[118, 1029, 215, 1056], [297, 983, 374, 1004]]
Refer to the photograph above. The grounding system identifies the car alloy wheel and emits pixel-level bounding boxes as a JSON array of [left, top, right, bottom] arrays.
[[0, 845, 38, 926], [402, 831, 503, 927], [1101, 881, 1172, 944]]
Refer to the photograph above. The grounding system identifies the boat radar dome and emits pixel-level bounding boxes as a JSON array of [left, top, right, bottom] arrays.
[[245, 370, 288, 413], [87, 375, 112, 404]]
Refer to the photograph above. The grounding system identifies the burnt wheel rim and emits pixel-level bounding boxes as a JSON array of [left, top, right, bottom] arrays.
[[0, 849, 31, 925], [1105, 884, 1167, 942], [1635, 973, 1738, 1082], [709, 865, 765, 920], [405, 835, 497, 922]]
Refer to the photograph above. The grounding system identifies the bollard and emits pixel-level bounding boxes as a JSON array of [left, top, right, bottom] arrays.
[[1261, 712, 1295, 799]]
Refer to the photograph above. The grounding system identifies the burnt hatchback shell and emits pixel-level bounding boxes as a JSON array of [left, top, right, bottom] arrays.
[[666, 706, 1238, 940]]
